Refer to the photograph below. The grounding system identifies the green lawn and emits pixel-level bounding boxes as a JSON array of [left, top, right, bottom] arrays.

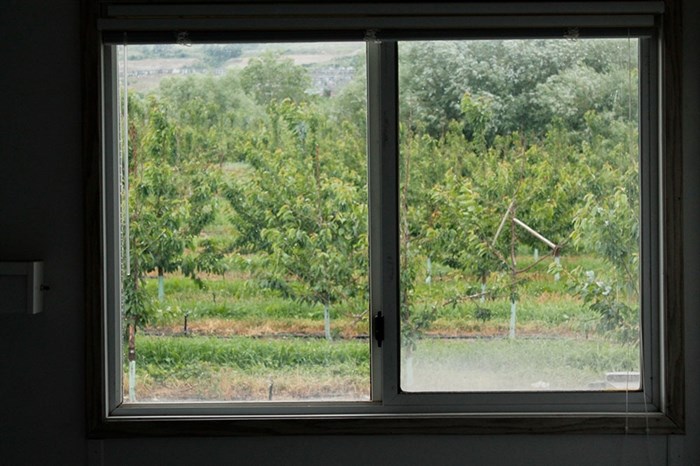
[[127, 252, 639, 401]]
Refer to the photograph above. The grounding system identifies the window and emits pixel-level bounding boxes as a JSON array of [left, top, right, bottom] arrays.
[[117, 41, 372, 403], [397, 39, 643, 393], [88, 1, 683, 435]]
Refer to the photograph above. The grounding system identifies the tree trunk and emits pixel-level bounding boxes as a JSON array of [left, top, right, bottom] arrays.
[[404, 346, 414, 388], [128, 322, 136, 402], [509, 298, 517, 339], [425, 257, 432, 285], [157, 267, 165, 301], [323, 304, 332, 341]]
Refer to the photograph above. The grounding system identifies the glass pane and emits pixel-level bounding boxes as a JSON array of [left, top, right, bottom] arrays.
[[398, 39, 641, 392], [117, 42, 369, 402]]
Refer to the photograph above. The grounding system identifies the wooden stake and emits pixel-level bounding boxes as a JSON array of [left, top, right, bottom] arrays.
[[512, 217, 557, 250], [491, 199, 515, 247]]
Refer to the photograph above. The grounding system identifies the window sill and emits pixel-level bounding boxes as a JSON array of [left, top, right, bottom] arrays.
[[90, 410, 683, 437]]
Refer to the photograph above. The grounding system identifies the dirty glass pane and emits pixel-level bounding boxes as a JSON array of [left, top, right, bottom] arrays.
[[398, 39, 641, 392]]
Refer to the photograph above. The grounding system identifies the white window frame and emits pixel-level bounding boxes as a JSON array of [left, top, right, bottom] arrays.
[[86, 1, 684, 436]]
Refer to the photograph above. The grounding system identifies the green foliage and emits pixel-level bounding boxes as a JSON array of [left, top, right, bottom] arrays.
[[534, 65, 638, 132], [332, 67, 367, 137], [397, 38, 640, 345], [460, 92, 497, 147], [575, 272, 638, 342], [122, 273, 154, 329], [125, 94, 224, 325], [570, 187, 639, 343], [474, 306, 492, 322], [423, 168, 499, 278], [400, 39, 638, 139], [137, 335, 369, 373], [181, 238, 231, 289], [123, 38, 642, 348], [399, 41, 467, 137], [159, 72, 263, 165], [131, 161, 186, 276], [142, 96, 178, 164], [240, 52, 312, 105], [225, 98, 368, 336], [200, 44, 243, 67]]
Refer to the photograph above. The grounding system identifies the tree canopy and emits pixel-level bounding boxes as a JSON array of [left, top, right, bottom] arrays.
[[123, 39, 641, 344]]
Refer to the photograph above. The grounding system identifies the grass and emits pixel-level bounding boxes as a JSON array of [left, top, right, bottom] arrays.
[[127, 252, 639, 400], [131, 365, 369, 402], [408, 337, 639, 391], [129, 335, 370, 401], [145, 273, 367, 323], [136, 335, 369, 372], [127, 334, 639, 400]]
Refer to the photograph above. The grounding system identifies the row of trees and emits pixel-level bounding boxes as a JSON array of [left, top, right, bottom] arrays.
[[121, 40, 640, 348]]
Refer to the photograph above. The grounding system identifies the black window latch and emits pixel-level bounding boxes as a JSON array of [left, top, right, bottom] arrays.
[[373, 312, 384, 347]]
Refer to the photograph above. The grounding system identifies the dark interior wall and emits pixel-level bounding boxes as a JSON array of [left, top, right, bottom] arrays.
[[0, 1, 697, 465], [0, 0, 86, 464]]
